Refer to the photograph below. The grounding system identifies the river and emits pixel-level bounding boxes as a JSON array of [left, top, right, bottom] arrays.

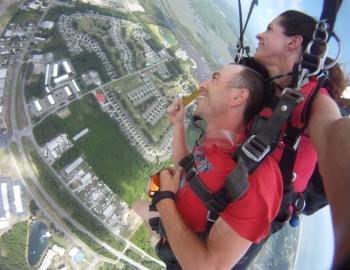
[[27, 220, 50, 266]]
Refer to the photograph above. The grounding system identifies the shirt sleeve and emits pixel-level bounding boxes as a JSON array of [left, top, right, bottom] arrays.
[[220, 157, 283, 243]]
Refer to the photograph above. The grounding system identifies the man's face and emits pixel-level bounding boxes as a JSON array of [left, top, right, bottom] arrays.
[[195, 65, 243, 122]]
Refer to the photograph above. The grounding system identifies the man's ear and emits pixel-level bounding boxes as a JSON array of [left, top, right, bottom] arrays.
[[287, 35, 303, 50], [231, 88, 249, 107]]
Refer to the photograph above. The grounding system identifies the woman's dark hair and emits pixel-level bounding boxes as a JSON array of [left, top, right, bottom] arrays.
[[323, 57, 348, 102], [279, 10, 317, 52]]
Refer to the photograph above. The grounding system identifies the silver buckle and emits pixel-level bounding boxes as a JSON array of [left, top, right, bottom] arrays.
[[242, 135, 271, 162], [207, 211, 216, 223], [281, 87, 304, 103]]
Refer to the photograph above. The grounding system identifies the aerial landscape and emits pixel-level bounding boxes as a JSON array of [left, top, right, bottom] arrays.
[[0, 0, 307, 269]]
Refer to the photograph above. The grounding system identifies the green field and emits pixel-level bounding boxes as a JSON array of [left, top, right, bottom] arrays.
[[9, 6, 42, 25], [108, 73, 144, 94], [0, 221, 29, 270], [130, 224, 157, 258], [33, 94, 166, 205], [0, 2, 23, 35]]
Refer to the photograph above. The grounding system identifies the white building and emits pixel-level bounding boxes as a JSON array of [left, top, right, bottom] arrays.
[[13, 185, 23, 213], [80, 173, 92, 185], [47, 95, 55, 105], [62, 60, 72, 74], [40, 21, 54, 30], [39, 245, 65, 270], [52, 63, 58, 78], [34, 100, 42, 111], [72, 128, 89, 141], [64, 157, 84, 175], [64, 86, 72, 96], [45, 64, 50, 86], [53, 74, 69, 85], [71, 79, 81, 93], [0, 183, 10, 219]]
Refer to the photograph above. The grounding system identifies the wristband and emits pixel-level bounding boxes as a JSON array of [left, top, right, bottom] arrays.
[[151, 191, 175, 208]]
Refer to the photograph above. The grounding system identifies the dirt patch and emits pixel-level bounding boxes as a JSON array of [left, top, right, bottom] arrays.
[[0, 148, 18, 179]]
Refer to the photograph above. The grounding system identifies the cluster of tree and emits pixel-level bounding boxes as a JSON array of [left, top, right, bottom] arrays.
[[29, 199, 39, 216], [70, 50, 110, 83], [33, 114, 63, 146], [25, 74, 46, 101], [0, 222, 29, 270], [165, 60, 184, 80], [145, 36, 163, 53]]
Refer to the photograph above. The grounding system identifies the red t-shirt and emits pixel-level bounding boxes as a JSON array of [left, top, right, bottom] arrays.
[[175, 138, 283, 243]]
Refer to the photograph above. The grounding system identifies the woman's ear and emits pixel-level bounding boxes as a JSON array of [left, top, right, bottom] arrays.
[[288, 35, 303, 50], [231, 88, 249, 107]]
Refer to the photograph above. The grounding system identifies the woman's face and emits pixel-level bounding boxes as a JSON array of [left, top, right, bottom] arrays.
[[254, 16, 291, 63]]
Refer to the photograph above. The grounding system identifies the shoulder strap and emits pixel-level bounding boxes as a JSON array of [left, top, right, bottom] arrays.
[[179, 155, 228, 215]]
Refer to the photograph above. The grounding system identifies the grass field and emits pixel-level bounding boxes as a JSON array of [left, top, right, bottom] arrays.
[[10, 7, 43, 25], [33, 94, 166, 205], [130, 224, 157, 258], [108, 73, 144, 94], [0, 2, 20, 35], [0, 221, 29, 270]]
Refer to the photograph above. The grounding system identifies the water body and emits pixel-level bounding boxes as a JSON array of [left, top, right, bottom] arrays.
[[158, 1, 212, 82], [27, 220, 50, 266]]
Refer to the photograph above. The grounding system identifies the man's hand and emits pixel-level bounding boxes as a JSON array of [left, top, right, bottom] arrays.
[[167, 99, 185, 126], [159, 167, 182, 194]]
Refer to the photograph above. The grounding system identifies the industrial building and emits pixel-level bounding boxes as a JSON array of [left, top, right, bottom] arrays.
[[0, 178, 27, 230]]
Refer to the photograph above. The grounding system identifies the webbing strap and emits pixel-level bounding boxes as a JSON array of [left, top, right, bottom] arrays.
[[320, 0, 342, 36], [179, 154, 228, 215], [188, 175, 227, 214]]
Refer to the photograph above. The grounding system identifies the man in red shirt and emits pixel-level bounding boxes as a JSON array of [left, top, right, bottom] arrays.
[[134, 64, 282, 269]]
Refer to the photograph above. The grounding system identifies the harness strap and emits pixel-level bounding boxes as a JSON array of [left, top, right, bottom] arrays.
[[179, 154, 228, 215], [320, 0, 343, 36], [275, 79, 325, 224]]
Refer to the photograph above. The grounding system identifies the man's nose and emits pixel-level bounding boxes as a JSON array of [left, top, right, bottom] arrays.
[[199, 80, 209, 89], [256, 32, 262, 40]]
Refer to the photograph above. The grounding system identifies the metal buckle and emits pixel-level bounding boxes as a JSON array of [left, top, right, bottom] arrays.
[[207, 211, 216, 223], [294, 194, 306, 213], [293, 136, 301, 151], [281, 87, 304, 103], [242, 135, 271, 162]]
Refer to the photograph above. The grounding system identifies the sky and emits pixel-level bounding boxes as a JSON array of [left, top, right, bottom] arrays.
[[237, 1, 349, 268], [240, 0, 350, 75]]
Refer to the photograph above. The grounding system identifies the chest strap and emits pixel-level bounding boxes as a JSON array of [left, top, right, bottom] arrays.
[[179, 155, 228, 216]]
